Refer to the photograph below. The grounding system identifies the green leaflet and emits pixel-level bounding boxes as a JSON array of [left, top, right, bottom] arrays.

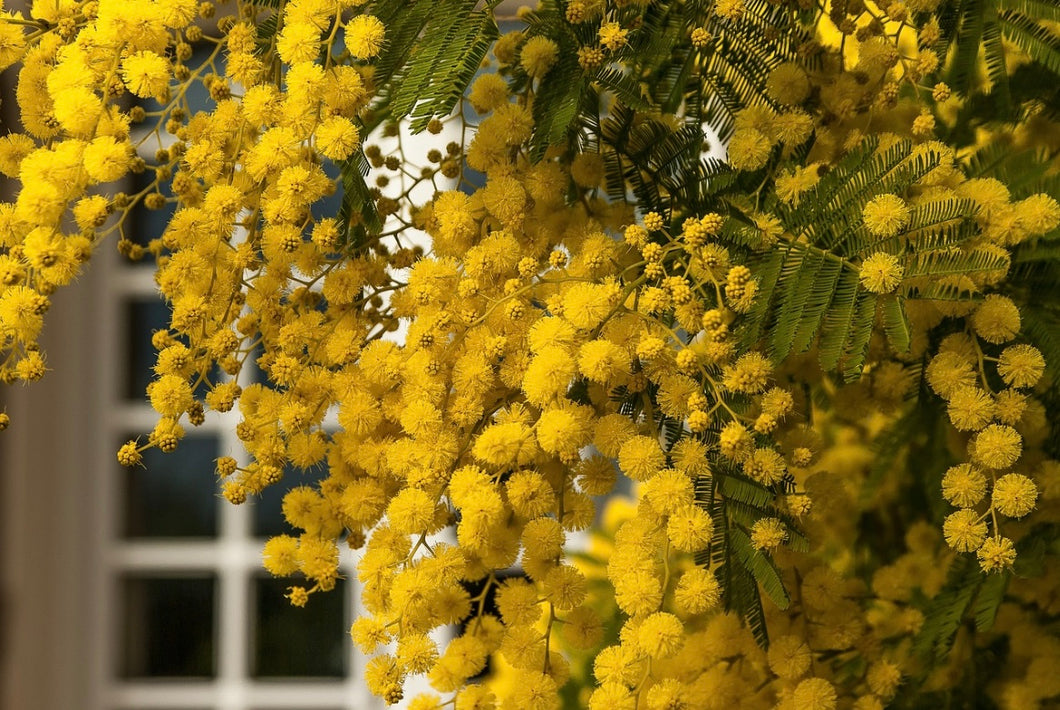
[[336, 151, 381, 246], [729, 526, 791, 609], [913, 554, 983, 661], [1000, 10, 1060, 76], [973, 571, 1009, 631], [881, 295, 913, 354]]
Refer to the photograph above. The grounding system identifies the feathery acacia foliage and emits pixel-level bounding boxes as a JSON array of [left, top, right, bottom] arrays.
[[1, 0, 1059, 708]]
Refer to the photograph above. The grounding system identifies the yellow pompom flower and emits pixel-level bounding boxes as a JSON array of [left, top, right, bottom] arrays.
[[496, 578, 542, 627], [636, 612, 684, 659], [386, 487, 436, 535], [262, 534, 300, 576], [613, 569, 662, 616], [866, 660, 903, 699], [121, 50, 171, 99], [536, 405, 592, 456], [767, 62, 810, 105], [397, 634, 438, 674], [722, 351, 772, 393], [578, 339, 629, 383], [941, 463, 987, 508], [0, 13, 28, 71], [473, 421, 537, 467], [593, 645, 641, 687], [641, 469, 694, 515], [364, 654, 405, 703], [926, 351, 976, 398], [943, 509, 987, 552], [977, 535, 1017, 573], [506, 471, 556, 518], [793, 678, 837, 710], [862, 194, 910, 238], [768, 634, 812, 679], [727, 127, 773, 171], [674, 567, 721, 614], [997, 344, 1045, 389], [351, 615, 392, 653], [743, 447, 787, 485], [598, 22, 628, 51], [971, 424, 1022, 470], [506, 671, 560, 710], [520, 35, 558, 78], [946, 386, 994, 431], [859, 252, 904, 293], [522, 345, 576, 406], [277, 21, 321, 64], [750, 517, 787, 551], [992, 473, 1037, 518], [315, 116, 360, 161], [971, 295, 1021, 344], [146, 374, 194, 418], [468, 73, 510, 112], [570, 152, 606, 189], [83, 136, 134, 185], [296, 536, 340, 586], [543, 564, 587, 610], [346, 15, 386, 59], [456, 684, 497, 709], [1017, 193, 1060, 236], [618, 435, 665, 481], [666, 504, 714, 552], [560, 606, 602, 650]]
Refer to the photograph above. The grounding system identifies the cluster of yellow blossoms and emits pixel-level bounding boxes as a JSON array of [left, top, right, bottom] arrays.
[[2, 0, 1060, 708]]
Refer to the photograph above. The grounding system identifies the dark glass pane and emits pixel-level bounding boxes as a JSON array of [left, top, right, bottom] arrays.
[[251, 576, 347, 678], [251, 463, 328, 539], [123, 173, 174, 258], [121, 575, 216, 678], [122, 435, 219, 538], [126, 299, 171, 401]]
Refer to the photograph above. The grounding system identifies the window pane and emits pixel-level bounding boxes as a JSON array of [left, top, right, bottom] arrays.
[[121, 169, 174, 259], [125, 299, 170, 401], [251, 576, 346, 678], [121, 575, 216, 678], [122, 435, 219, 538]]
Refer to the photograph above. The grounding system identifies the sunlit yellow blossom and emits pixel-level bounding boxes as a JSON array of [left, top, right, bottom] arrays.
[[635, 612, 683, 659], [346, 15, 386, 59], [121, 50, 170, 99]]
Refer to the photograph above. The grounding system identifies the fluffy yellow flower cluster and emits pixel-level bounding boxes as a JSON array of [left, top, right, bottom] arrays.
[[3, 0, 1060, 708], [927, 309, 1048, 572]]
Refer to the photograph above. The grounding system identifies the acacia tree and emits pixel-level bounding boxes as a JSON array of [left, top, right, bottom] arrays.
[[2, 0, 1060, 707]]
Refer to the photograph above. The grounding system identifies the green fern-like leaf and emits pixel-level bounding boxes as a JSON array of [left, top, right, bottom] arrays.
[[913, 554, 983, 661], [881, 296, 913, 354], [973, 571, 1010, 631], [729, 527, 791, 609]]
